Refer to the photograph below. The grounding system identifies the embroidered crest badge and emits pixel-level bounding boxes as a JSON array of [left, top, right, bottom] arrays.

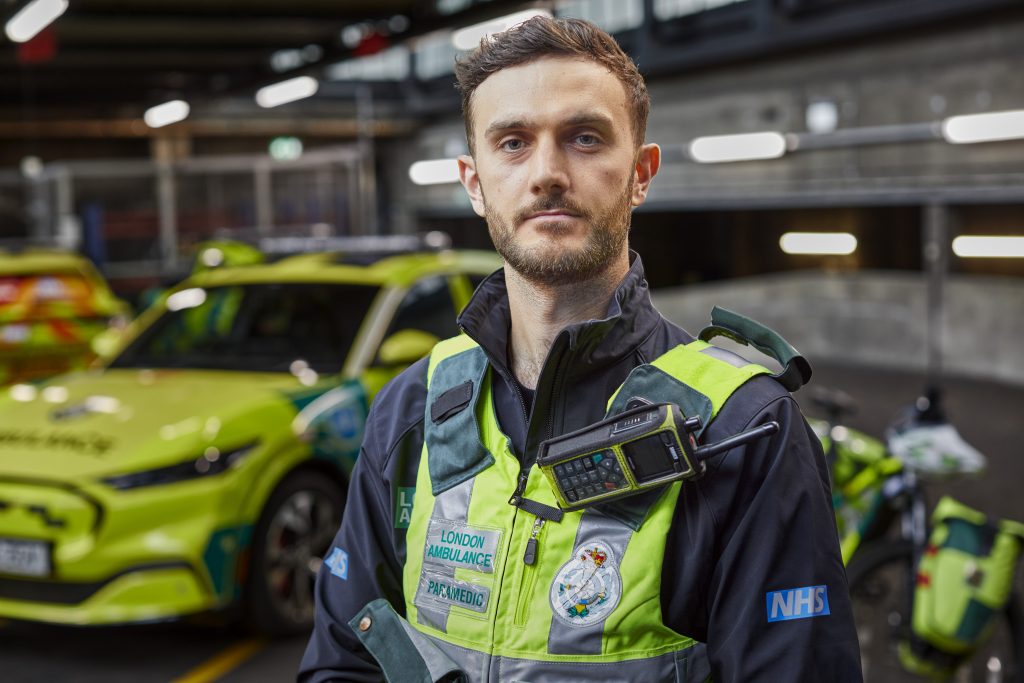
[[550, 541, 621, 627]]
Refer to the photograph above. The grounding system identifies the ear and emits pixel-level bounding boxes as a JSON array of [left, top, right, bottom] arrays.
[[631, 143, 661, 207], [457, 155, 487, 218]]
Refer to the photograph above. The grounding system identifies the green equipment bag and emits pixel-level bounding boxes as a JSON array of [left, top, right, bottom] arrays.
[[899, 496, 1024, 678]]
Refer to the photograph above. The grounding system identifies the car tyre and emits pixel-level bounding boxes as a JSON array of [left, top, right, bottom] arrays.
[[246, 469, 345, 636]]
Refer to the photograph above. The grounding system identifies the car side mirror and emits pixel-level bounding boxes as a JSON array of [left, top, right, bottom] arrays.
[[377, 329, 440, 367]]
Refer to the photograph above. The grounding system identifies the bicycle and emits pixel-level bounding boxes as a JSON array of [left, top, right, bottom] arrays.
[[808, 387, 1024, 683]]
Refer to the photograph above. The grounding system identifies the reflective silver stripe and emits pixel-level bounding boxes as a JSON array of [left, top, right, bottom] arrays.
[[414, 476, 476, 632], [547, 511, 634, 655], [699, 344, 752, 368], [420, 630, 492, 682], [401, 611, 710, 683], [496, 643, 708, 683], [420, 630, 707, 683], [398, 618, 465, 681]]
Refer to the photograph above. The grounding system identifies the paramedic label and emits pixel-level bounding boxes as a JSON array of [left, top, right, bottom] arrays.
[[419, 571, 490, 613], [766, 585, 830, 622], [424, 519, 499, 573]]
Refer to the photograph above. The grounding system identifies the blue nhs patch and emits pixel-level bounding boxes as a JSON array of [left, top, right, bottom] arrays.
[[766, 585, 830, 622], [325, 547, 349, 580]]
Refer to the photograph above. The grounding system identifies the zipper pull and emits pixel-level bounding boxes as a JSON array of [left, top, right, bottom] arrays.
[[523, 517, 545, 565], [508, 470, 530, 506]]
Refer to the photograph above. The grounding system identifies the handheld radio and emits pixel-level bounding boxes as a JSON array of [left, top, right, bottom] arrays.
[[537, 401, 779, 511]]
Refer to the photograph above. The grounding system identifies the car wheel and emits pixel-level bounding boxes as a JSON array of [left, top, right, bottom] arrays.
[[246, 470, 345, 636]]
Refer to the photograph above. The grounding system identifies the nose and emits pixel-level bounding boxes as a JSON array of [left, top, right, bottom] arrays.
[[529, 136, 570, 196]]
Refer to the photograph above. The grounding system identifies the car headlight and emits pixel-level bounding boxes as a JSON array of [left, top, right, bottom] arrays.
[[101, 442, 258, 490]]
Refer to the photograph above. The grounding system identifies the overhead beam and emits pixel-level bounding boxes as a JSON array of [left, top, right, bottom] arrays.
[[52, 18, 342, 46], [0, 118, 417, 139], [0, 49, 272, 69]]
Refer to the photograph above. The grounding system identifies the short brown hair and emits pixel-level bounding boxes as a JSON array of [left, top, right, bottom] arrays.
[[454, 16, 649, 151]]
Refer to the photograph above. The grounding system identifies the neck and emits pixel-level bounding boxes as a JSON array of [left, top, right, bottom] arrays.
[[505, 252, 630, 389]]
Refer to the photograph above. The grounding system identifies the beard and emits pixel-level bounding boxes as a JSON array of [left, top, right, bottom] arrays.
[[484, 178, 634, 287]]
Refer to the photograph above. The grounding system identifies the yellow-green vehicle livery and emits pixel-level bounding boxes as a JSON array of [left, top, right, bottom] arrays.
[[0, 248, 130, 385], [0, 247, 500, 634]]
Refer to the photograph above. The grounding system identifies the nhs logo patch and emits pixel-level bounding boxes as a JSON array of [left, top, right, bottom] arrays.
[[766, 585, 830, 622], [325, 547, 349, 580]]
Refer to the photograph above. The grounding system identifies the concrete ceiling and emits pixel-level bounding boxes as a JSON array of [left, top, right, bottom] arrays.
[[0, 0, 520, 121]]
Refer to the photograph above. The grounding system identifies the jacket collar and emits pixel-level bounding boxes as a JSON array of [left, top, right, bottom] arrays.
[[457, 251, 660, 381]]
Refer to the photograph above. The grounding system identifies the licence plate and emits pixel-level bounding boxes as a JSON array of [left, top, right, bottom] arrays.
[[0, 538, 50, 577]]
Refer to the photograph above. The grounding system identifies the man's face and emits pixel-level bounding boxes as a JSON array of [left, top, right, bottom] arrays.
[[458, 57, 660, 286]]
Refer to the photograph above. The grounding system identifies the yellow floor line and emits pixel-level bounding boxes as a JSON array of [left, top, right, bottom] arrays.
[[170, 637, 268, 683]]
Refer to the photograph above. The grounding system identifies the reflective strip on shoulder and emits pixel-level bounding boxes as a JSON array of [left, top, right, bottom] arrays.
[[648, 340, 770, 420]]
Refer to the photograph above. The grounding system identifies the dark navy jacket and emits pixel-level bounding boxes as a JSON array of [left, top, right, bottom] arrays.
[[299, 255, 863, 682]]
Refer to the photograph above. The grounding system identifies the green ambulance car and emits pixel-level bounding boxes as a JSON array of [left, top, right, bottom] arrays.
[[0, 248, 500, 634]]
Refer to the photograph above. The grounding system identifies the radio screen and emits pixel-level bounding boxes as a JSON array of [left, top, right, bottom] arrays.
[[622, 434, 675, 481]]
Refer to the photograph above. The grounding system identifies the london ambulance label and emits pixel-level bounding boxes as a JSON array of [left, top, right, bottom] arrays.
[[424, 519, 500, 573], [550, 541, 622, 627], [418, 570, 490, 613], [394, 487, 414, 529]]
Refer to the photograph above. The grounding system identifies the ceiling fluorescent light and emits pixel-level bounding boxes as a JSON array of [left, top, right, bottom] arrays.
[[941, 109, 1024, 144], [143, 100, 190, 129], [452, 9, 552, 51], [4, 0, 68, 43], [780, 232, 858, 255], [255, 76, 319, 108], [409, 159, 460, 186], [689, 132, 787, 163], [952, 235, 1024, 258]]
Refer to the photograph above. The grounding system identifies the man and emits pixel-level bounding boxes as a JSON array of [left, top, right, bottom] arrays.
[[300, 16, 862, 682]]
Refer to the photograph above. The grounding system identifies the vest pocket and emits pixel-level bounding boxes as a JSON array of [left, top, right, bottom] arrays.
[[350, 598, 468, 683]]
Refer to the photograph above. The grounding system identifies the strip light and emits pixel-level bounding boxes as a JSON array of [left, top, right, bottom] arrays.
[[452, 9, 552, 51], [780, 232, 858, 255], [689, 132, 787, 163], [409, 159, 460, 186], [941, 110, 1024, 145], [952, 236, 1024, 258], [4, 0, 67, 43], [144, 100, 190, 129], [255, 76, 319, 108]]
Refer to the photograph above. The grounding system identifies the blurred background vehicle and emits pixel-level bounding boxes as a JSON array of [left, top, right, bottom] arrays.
[[0, 245, 499, 637], [0, 247, 129, 385]]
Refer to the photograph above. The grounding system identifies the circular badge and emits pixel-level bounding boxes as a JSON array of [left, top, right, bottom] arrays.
[[550, 541, 621, 627]]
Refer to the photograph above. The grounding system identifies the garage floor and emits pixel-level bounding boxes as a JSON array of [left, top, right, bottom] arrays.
[[1, 361, 1021, 683]]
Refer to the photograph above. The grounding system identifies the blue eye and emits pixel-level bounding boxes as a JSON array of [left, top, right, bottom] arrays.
[[575, 134, 600, 146], [501, 139, 525, 152]]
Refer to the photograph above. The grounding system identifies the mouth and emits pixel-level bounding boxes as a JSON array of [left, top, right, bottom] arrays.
[[526, 210, 579, 220]]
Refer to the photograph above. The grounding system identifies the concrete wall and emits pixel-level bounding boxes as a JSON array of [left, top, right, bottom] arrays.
[[650, 271, 1024, 386]]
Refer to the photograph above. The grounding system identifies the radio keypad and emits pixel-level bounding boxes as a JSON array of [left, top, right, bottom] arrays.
[[556, 451, 626, 503]]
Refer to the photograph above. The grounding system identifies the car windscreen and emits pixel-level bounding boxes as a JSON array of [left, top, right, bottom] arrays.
[[111, 283, 379, 373]]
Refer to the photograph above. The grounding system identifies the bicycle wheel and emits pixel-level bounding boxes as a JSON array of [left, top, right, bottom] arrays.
[[848, 539, 1024, 683]]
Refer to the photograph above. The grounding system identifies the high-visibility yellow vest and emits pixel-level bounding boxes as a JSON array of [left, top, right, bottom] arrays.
[[352, 332, 773, 682]]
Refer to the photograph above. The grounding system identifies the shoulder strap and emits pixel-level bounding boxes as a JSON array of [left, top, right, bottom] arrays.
[[423, 335, 494, 496], [598, 340, 772, 531], [698, 306, 812, 392], [607, 340, 771, 439]]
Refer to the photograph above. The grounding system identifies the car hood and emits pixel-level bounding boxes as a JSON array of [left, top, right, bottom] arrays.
[[0, 368, 308, 483]]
